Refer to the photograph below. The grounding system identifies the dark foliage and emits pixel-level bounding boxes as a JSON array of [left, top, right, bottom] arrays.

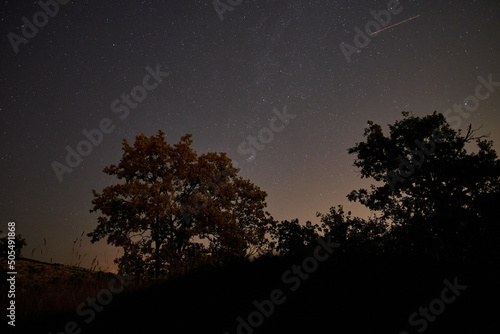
[[20, 113, 499, 333], [0, 230, 26, 258]]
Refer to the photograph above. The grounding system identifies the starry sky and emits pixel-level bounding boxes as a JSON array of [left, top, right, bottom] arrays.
[[1, 0, 499, 271]]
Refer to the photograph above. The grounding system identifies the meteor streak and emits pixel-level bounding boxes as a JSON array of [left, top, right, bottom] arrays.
[[370, 14, 421, 35]]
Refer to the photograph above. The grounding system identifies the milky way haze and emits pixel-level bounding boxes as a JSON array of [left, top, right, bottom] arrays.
[[1, 0, 499, 270]]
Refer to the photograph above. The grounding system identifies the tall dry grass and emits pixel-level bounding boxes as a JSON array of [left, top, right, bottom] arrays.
[[0, 231, 136, 321]]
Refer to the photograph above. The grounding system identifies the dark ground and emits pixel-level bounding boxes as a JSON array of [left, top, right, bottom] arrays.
[[16, 248, 498, 334]]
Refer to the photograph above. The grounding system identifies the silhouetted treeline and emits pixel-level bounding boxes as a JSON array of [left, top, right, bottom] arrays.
[[18, 112, 500, 333]]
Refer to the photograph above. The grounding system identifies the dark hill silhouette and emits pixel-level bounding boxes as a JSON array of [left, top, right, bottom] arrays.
[[18, 112, 500, 333], [19, 249, 498, 333]]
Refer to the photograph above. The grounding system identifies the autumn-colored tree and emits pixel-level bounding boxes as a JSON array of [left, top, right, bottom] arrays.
[[346, 112, 500, 261], [88, 131, 273, 280]]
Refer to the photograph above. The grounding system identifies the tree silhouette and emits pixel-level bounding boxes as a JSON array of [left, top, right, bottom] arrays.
[[0, 230, 26, 258], [88, 131, 273, 280], [346, 112, 500, 261], [317, 205, 387, 252], [268, 219, 322, 256]]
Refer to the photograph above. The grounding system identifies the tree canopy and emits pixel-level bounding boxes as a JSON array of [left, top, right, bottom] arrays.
[[0, 230, 26, 259], [88, 131, 273, 280], [268, 219, 322, 256], [89, 113, 500, 280], [345, 111, 500, 261]]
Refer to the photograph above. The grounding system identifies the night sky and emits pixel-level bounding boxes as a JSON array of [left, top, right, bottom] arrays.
[[1, 0, 499, 271]]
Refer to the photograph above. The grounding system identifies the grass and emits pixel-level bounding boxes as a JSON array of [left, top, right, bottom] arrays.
[[3, 232, 498, 333], [12, 250, 499, 333], [0, 230, 132, 322], [0, 257, 132, 322]]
